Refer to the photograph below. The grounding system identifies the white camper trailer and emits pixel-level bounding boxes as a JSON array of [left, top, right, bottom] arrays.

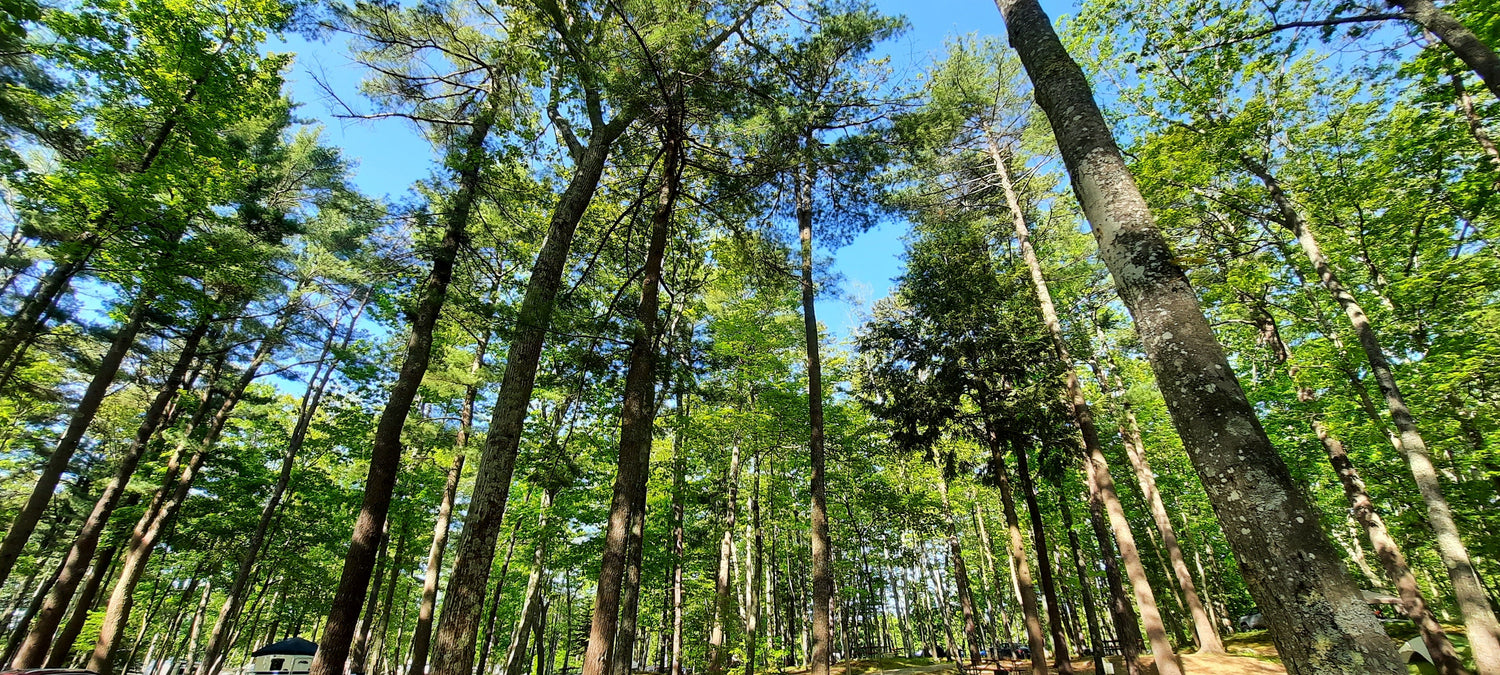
[[249, 637, 317, 674]]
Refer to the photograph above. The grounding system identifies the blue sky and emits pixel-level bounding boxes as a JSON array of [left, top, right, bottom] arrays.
[[275, 0, 1073, 342]]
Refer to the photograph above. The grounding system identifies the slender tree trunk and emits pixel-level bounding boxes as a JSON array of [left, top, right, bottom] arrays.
[[181, 580, 213, 674], [584, 116, 680, 675], [373, 524, 408, 675], [744, 474, 763, 675], [1246, 159, 1500, 674], [476, 511, 526, 675], [986, 139, 1176, 674], [669, 392, 687, 675], [988, 1, 1401, 670], [1389, 0, 1500, 98], [1248, 296, 1470, 675], [2, 554, 62, 664], [985, 430, 1047, 675], [45, 541, 119, 667], [1011, 445, 1073, 674], [1454, 75, 1500, 177], [502, 490, 558, 675], [409, 455, 466, 675], [611, 467, 650, 675], [933, 468, 980, 666], [313, 112, 495, 675], [1057, 492, 1105, 674], [13, 318, 209, 666], [88, 322, 277, 675], [795, 156, 834, 675], [707, 437, 744, 675], [971, 501, 1014, 644], [0, 241, 96, 386], [199, 295, 367, 675], [431, 115, 632, 675], [1085, 347, 1221, 652], [0, 299, 148, 589], [353, 521, 394, 674]]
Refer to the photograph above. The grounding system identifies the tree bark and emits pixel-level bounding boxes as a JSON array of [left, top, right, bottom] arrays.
[[88, 307, 287, 675], [987, 0, 1402, 670], [1246, 159, 1500, 674], [199, 295, 368, 675], [501, 490, 557, 675], [13, 317, 209, 667], [584, 115, 681, 675], [0, 298, 148, 589], [707, 437, 744, 675], [409, 454, 466, 675], [795, 156, 835, 675], [475, 504, 528, 675], [312, 112, 493, 675], [352, 521, 393, 675], [1086, 348, 1222, 652], [430, 115, 632, 675], [46, 541, 118, 667], [744, 473, 764, 675], [985, 428, 1047, 675], [987, 140, 1177, 673], [934, 465, 981, 666], [669, 391, 688, 675], [1389, 0, 1500, 99]]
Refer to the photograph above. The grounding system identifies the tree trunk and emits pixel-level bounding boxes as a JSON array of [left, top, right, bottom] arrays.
[[46, 541, 119, 667], [409, 454, 466, 675], [13, 317, 209, 666], [795, 155, 834, 675], [669, 392, 687, 675], [1086, 347, 1222, 652], [352, 521, 393, 675], [1011, 445, 1073, 674], [1057, 492, 1105, 674], [476, 508, 528, 675], [1246, 159, 1500, 674], [312, 112, 494, 675], [971, 501, 1014, 644], [88, 310, 286, 675], [1249, 295, 1470, 675], [707, 437, 744, 675], [1390, 0, 1500, 98], [610, 466, 650, 675], [744, 474, 764, 675], [502, 490, 557, 675], [0, 241, 96, 387], [988, 0, 1402, 670], [987, 139, 1176, 674], [0, 298, 148, 589], [985, 429, 1047, 675], [430, 114, 632, 675], [373, 523, 408, 675], [199, 295, 368, 675], [934, 467, 981, 666], [180, 580, 213, 674], [584, 115, 681, 675]]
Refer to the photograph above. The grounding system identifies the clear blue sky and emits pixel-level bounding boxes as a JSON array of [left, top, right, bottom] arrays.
[[276, 0, 1075, 342]]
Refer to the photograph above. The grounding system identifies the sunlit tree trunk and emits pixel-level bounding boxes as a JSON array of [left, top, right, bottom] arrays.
[[707, 437, 744, 675], [984, 424, 1047, 675], [409, 454, 466, 675], [1389, 0, 1500, 98], [1057, 491, 1105, 674], [988, 0, 1402, 670], [933, 468, 980, 666], [1246, 159, 1500, 674], [502, 489, 558, 675]]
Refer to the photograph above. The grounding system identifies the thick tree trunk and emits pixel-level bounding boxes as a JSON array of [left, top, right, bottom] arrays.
[[1390, 0, 1500, 99], [0, 299, 148, 589], [430, 116, 631, 675], [987, 140, 1177, 673], [707, 438, 744, 675], [988, 0, 1402, 671], [1247, 160, 1500, 674], [610, 467, 650, 675], [199, 296, 367, 675], [1057, 493, 1105, 674], [409, 455, 466, 675], [1086, 350, 1221, 652], [13, 317, 209, 667], [88, 311, 285, 675], [1011, 445, 1073, 674], [985, 431, 1047, 675], [584, 117, 680, 675], [312, 113, 493, 675], [795, 158, 835, 675]]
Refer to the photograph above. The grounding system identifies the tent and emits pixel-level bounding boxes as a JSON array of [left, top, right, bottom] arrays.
[[250, 637, 317, 674]]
